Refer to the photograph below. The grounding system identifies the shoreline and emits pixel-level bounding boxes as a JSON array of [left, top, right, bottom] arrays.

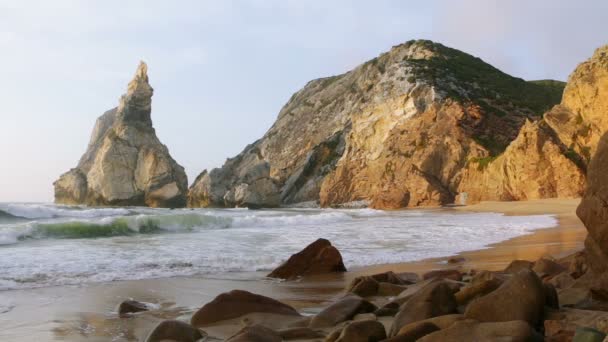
[[0, 198, 587, 341]]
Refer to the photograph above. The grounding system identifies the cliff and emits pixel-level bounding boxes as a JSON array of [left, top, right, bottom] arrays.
[[54, 62, 188, 208], [188, 40, 567, 208], [458, 45, 608, 203]]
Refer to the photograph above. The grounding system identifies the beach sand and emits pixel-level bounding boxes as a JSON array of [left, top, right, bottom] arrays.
[[0, 198, 587, 341]]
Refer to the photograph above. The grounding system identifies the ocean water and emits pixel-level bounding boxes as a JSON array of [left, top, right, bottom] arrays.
[[0, 203, 557, 291]]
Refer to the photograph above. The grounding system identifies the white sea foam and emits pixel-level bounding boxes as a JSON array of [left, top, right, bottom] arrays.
[[0, 203, 558, 290]]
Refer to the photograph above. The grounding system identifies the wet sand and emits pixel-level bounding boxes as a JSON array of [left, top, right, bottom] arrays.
[[0, 199, 587, 341]]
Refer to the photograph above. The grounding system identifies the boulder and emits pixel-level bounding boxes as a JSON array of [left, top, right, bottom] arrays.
[[389, 281, 457, 336], [422, 269, 462, 281], [277, 327, 324, 340], [389, 321, 439, 342], [54, 62, 188, 208], [334, 320, 386, 342], [226, 324, 282, 342], [454, 277, 502, 306], [544, 308, 608, 337], [309, 295, 376, 328], [572, 327, 606, 342], [378, 282, 409, 296], [504, 260, 534, 274], [145, 320, 205, 342], [417, 319, 543, 342], [347, 276, 379, 297], [267, 238, 346, 280], [550, 272, 577, 289], [533, 257, 567, 278], [465, 269, 545, 326], [190, 290, 300, 327], [118, 300, 148, 316]]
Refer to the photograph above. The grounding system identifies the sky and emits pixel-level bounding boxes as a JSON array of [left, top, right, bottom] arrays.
[[0, 0, 607, 202]]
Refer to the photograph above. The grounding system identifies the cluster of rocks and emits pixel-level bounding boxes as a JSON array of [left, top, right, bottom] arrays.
[[115, 237, 608, 341]]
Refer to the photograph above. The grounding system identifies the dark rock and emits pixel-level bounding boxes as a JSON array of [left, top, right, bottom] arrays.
[[465, 269, 545, 326], [545, 283, 560, 309], [417, 319, 543, 342], [389, 281, 457, 336], [277, 327, 324, 340], [118, 300, 149, 316], [573, 327, 606, 342], [504, 260, 534, 274], [422, 269, 462, 281], [145, 320, 205, 342], [378, 282, 408, 296], [309, 295, 376, 328], [347, 276, 379, 297], [267, 238, 346, 280], [549, 272, 576, 289], [226, 324, 282, 342], [335, 320, 386, 342], [447, 257, 466, 264], [190, 290, 300, 327], [454, 277, 502, 306], [389, 321, 439, 342], [534, 257, 567, 278], [375, 302, 400, 317]]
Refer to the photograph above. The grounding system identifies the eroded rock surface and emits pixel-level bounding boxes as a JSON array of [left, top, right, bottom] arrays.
[[54, 62, 188, 207], [188, 40, 567, 209]]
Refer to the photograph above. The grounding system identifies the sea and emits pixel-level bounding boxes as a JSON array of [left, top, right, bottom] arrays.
[[0, 202, 558, 291]]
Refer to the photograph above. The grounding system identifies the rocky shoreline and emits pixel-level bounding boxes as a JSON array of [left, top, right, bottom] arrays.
[[133, 238, 603, 341]]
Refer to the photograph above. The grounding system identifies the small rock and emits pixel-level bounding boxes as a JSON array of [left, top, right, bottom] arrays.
[[145, 320, 205, 342], [545, 283, 560, 309], [354, 313, 376, 321], [190, 290, 300, 327], [504, 259, 534, 274], [422, 269, 462, 281], [118, 299, 149, 316], [347, 276, 379, 297], [378, 282, 409, 296], [454, 277, 502, 306], [392, 321, 439, 341], [534, 257, 567, 278], [226, 324, 282, 342], [277, 327, 324, 340], [550, 272, 576, 289], [267, 238, 346, 280], [573, 327, 606, 342], [417, 319, 543, 341], [447, 257, 466, 264], [309, 295, 377, 328], [335, 320, 386, 342]]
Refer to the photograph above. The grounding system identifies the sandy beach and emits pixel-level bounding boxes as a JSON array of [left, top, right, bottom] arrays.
[[0, 198, 587, 341]]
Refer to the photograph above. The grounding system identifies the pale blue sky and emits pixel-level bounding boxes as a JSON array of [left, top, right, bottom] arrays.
[[1, 0, 607, 202]]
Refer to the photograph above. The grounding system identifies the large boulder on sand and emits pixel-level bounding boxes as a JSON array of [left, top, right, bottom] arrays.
[[417, 319, 543, 342], [267, 238, 346, 280], [333, 319, 387, 342], [190, 290, 300, 327], [389, 281, 458, 336], [465, 269, 545, 326], [53, 62, 188, 207]]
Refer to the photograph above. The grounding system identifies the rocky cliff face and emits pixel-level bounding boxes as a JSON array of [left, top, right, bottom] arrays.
[[188, 40, 567, 208], [577, 132, 608, 279], [54, 62, 188, 208], [458, 45, 608, 204]]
